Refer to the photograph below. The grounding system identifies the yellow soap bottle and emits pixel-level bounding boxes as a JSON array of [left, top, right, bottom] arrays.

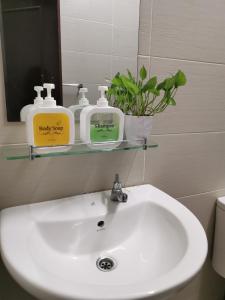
[[26, 83, 75, 151]]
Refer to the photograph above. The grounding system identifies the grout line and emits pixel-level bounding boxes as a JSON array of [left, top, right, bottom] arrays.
[[142, 150, 146, 183], [151, 131, 225, 137], [62, 50, 112, 58], [177, 188, 225, 200], [62, 50, 136, 61], [60, 15, 113, 27], [149, 0, 154, 57], [111, 0, 114, 78], [136, 0, 139, 79], [138, 55, 151, 59], [137, 0, 142, 78], [151, 55, 225, 67]]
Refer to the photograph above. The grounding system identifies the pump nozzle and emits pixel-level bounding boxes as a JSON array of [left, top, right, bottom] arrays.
[[97, 86, 109, 107], [98, 86, 108, 98], [43, 83, 55, 100], [79, 87, 88, 98], [34, 86, 43, 98], [33, 86, 44, 105], [43, 83, 56, 107], [79, 87, 89, 106]]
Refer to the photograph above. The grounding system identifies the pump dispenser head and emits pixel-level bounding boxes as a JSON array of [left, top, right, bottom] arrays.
[[97, 86, 108, 107], [79, 88, 89, 106], [43, 83, 56, 107], [34, 86, 44, 105]]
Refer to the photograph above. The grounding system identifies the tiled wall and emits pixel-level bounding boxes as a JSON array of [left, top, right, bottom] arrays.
[[1, 0, 225, 299], [60, 0, 140, 106], [138, 0, 225, 299]]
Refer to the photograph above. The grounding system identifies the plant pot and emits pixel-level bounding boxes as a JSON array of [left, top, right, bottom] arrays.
[[124, 115, 153, 145]]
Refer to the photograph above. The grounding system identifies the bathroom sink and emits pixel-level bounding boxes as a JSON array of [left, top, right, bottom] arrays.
[[0, 185, 207, 300]]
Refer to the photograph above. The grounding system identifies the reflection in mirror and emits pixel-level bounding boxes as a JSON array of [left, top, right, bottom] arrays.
[[0, 0, 140, 122], [0, 0, 62, 121], [60, 0, 140, 107]]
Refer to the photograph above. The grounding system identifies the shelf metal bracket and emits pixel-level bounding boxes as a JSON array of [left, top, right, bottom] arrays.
[[29, 146, 34, 161], [143, 138, 147, 150]]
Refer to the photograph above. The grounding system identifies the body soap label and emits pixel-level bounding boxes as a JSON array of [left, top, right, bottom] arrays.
[[33, 113, 70, 146], [90, 113, 119, 142]]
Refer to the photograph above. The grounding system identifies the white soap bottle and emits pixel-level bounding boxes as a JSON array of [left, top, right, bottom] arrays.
[[20, 86, 44, 122], [80, 86, 124, 149], [26, 83, 75, 153], [68, 87, 90, 140]]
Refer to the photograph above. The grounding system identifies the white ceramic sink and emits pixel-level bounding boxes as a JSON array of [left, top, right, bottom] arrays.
[[0, 185, 207, 300]]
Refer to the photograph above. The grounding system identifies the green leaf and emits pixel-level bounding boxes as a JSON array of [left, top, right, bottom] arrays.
[[166, 97, 176, 106], [127, 69, 136, 83], [120, 75, 139, 95], [142, 76, 157, 92], [175, 70, 187, 87], [139, 66, 147, 81], [164, 77, 175, 90], [157, 80, 166, 90], [111, 76, 123, 87], [150, 88, 160, 96]]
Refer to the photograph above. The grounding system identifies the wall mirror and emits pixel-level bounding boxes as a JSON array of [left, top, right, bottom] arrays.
[[0, 0, 140, 121]]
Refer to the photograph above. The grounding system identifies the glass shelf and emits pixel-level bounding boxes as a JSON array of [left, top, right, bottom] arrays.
[[0, 139, 158, 161]]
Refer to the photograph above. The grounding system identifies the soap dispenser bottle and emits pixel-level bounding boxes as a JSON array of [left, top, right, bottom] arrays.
[[68, 87, 90, 140], [20, 86, 44, 122], [26, 83, 75, 150], [80, 86, 124, 149]]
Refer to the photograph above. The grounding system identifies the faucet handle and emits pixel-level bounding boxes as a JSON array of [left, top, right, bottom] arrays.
[[114, 173, 119, 183], [111, 173, 128, 202], [113, 174, 122, 190]]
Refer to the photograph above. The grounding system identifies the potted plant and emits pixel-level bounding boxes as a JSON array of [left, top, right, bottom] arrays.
[[107, 66, 187, 144]]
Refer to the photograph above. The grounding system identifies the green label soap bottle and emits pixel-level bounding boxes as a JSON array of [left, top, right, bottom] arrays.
[[80, 86, 124, 149]]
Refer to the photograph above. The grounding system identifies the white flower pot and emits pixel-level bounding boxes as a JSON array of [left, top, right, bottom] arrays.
[[124, 115, 153, 145]]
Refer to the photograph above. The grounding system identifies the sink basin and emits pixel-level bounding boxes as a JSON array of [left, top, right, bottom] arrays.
[[0, 184, 207, 300]]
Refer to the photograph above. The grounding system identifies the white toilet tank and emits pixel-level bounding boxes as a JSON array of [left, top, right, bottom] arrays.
[[212, 196, 225, 277]]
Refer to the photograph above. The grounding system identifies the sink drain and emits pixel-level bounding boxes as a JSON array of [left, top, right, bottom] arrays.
[[96, 257, 117, 272]]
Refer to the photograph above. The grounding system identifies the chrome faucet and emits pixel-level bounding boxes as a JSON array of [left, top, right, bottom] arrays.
[[110, 174, 128, 202]]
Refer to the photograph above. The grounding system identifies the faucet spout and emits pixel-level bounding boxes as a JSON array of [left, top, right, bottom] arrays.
[[110, 174, 128, 203]]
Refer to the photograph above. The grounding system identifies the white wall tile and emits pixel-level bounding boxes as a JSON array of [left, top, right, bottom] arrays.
[[151, 0, 225, 63], [139, 0, 152, 33], [60, 0, 113, 24], [138, 0, 152, 56], [113, 0, 140, 29], [60, 0, 90, 20], [113, 27, 139, 58], [112, 56, 137, 77], [62, 51, 111, 85], [61, 17, 113, 55], [139, 30, 151, 56], [145, 133, 225, 198], [86, 0, 113, 24], [149, 57, 225, 134]]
